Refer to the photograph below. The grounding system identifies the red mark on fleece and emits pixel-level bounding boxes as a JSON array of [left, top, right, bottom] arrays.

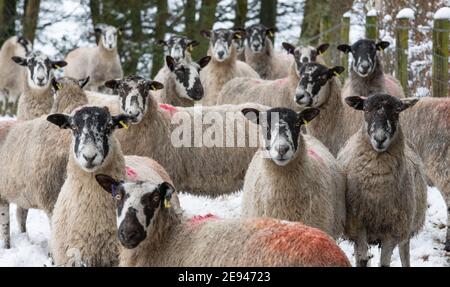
[[307, 149, 325, 166], [126, 166, 138, 181], [276, 77, 289, 86], [188, 214, 219, 226], [159, 104, 178, 117], [253, 79, 262, 84]]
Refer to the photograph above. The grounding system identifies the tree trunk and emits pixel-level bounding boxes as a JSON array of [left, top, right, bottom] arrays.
[[260, 0, 277, 42], [23, 0, 40, 43], [193, 0, 218, 59], [0, 0, 17, 44], [234, 0, 247, 28], [151, 0, 169, 77], [300, 0, 326, 44], [184, 0, 196, 40], [128, 0, 144, 75]]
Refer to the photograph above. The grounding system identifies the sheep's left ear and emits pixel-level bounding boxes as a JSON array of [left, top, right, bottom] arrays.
[[47, 113, 72, 129], [158, 182, 175, 209], [166, 55, 176, 71], [297, 108, 320, 125], [316, 43, 330, 55], [51, 60, 67, 69], [188, 40, 200, 48], [266, 28, 276, 38], [282, 42, 295, 55], [242, 108, 261, 125], [376, 41, 390, 51], [105, 79, 121, 90], [345, 96, 365, 110], [327, 66, 345, 78], [11, 56, 27, 66], [117, 27, 123, 36], [51, 78, 62, 92], [399, 98, 420, 112], [146, 81, 164, 92], [78, 77, 90, 89], [197, 56, 211, 69], [111, 114, 135, 130], [337, 44, 352, 54], [233, 30, 245, 40], [95, 174, 122, 195]]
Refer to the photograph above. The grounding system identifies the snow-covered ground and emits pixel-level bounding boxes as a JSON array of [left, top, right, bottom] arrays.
[[0, 185, 448, 267]]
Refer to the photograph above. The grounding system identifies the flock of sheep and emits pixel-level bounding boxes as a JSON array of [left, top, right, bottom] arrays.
[[0, 22, 448, 267]]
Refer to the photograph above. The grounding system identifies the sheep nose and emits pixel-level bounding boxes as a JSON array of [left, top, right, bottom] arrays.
[[374, 134, 387, 144], [253, 44, 260, 50], [128, 110, 140, 118], [277, 145, 290, 156], [218, 51, 225, 58], [37, 76, 45, 83], [83, 154, 97, 164], [302, 57, 309, 63], [120, 229, 139, 242]]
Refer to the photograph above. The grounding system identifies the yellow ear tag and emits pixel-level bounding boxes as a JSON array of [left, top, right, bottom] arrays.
[[164, 198, 171, 209], [118, 30, 122, 36], [151, 85, 157, 91], [235, 34, 242, 39], [119, 120, 129, 129], [269, 31, 274, 37], [333, 71, 341, 77], [303, 119, 309, 126], [55, 65, 61, 69], [56, 83, 62, 90], [188, 44, 193, 53]]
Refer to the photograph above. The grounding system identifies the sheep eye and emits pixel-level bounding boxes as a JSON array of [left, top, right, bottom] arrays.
[[115, 194, 122, 201]]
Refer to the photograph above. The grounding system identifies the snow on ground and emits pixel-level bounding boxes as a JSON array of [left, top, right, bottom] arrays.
[[0, 187, 448, 267]]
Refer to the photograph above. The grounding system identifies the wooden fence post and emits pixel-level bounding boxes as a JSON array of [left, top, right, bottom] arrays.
[[320, 14, 332, 64], [341, 11, 351, 78], [395, 8, 414, 97], [366, 9, 378, 40], [432, 7, 450, 97]]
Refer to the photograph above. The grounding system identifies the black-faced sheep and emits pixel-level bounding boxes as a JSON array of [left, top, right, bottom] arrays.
[[241, 107, 346, 238], [95, 176, 351, 267], [338, 94, 427, 267]]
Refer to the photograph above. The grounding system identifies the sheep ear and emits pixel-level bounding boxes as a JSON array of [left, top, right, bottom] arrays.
[[94, 28, 102, 34], [298, 108, 320, 125], [147, 81, 164, 92], [242, 108, 260, 125], [117, 27, 123, 36], [266, 28, 276, 38], [399, 98, 420, 112], [95, 174, 121, 195], [111, 114, 135, 130], [337, 44, 351, 54], [51, 78, 62, 91], [78, 77, 90, 89], [104, 79, 121, 90], [345, 96, 365, 110], [201, 30, 211, 39], [156, 40, 167, 47], [328, 66, 345, 78], [316, 43, 330, 55], [11, 56, 27, 66], [376, 41, 390, 51], [233, 30, 245, 40], [282, 42, 296, 55], [158, 182, 175, 209], [47, 113, 71, 129], [166, 56, 176, 71], [51, 60, 67, 69], [197, 56, 211, 69], [188, 40, 200, 48]]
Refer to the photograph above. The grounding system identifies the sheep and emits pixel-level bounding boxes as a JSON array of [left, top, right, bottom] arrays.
[[64, 24, 123, 92], [12, 51, 67, 120], [232, 28, 246, 62], [240, 107, 346, 239], [244, 24, 293, 80], [95, 176, 351, 267], [105, 75, 268, 197], [154, 55, 211, 107], [199, 28, 260, 106], [153, 35, 199, 84], [0, 36, 32, 115], [337, 39, 405, 99], [337, 94, 427, 267], [216, 42, 332, 109], [0, 77, 89, 248]]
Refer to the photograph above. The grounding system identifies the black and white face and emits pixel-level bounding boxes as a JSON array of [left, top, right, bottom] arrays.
[[282, 43, 329, 76], [337, 39, 390, 78], [95, 176, 175, 249], [47, 107, 132, 172], [232, 28, 246, 54], [158, 36, 199, 63], [295, 63, 344, 108], [96, 25, 120, 51], [246, 24, 274, 53], [16, 36, 32, 56], [345, 94, 419, 152], [166, 55, 210, 101], [12, 51, 67, 89], [201, 29, 242, 62], [242, 107, 320, 166], [105, 76, 164, 124]]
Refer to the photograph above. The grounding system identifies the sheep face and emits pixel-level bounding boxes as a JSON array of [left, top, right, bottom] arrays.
[[282, 43, 329, 76], [337, 39, 390, 78], [166, 55, 210, 101], [47, 107, 132, 172], [12, 51, 67, 90], [105, 76, 164, 124], [345, 94, 419, 152], [158, 36, 199, 63], [245, 24, 275, 54], [295, 63, 344, 108], [201, 29, 243, 62], [95, 176, 175, 249], [16, 36, 32, 56], [242, 107, 320, 166], [232, 28, 246, 54], [96, 25, 120, 51]]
